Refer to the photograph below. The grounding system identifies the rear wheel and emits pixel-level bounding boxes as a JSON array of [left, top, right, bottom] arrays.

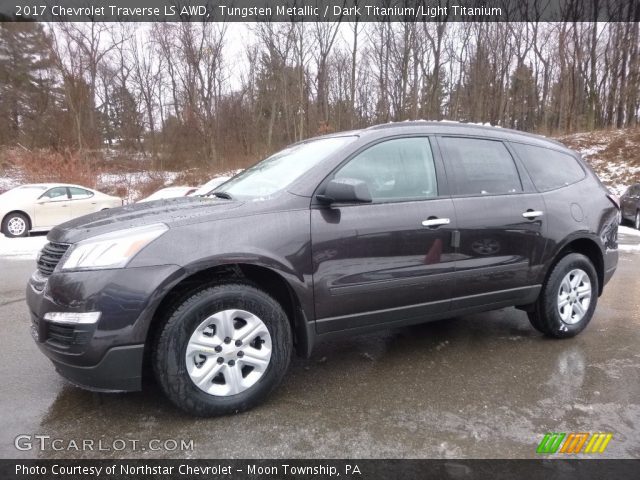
[[1, 212, 29, 238], [635, 211, 640, 230], [153, 283, 292, 416], [528, 253, 598, 339]]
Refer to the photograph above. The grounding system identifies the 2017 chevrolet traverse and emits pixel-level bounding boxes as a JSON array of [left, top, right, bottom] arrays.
[[27, 122, 619, 416]]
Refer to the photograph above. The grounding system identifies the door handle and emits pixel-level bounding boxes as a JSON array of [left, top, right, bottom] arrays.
[[422, 218, 451, 227], [522, 210, 543, 219]]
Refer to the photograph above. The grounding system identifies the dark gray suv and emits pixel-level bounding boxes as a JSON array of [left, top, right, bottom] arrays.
[[27, 122, 619, 416]]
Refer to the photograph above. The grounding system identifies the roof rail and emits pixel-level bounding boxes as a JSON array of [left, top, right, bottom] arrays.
[[364, 120, 565, 147]]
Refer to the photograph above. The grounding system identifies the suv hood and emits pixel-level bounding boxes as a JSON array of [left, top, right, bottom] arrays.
[[48, 196, 244, 244]]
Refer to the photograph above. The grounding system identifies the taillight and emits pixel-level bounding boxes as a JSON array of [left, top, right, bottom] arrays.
[[607, 193, 620, 210]]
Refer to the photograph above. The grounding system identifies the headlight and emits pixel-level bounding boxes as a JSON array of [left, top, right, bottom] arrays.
[[60, 223, 168, 271]]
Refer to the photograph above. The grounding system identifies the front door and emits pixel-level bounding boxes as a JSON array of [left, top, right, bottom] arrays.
[[311, 137, 457, 333], [34, 186, 72, 228]]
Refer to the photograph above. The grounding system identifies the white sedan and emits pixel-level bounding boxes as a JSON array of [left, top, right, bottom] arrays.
[[189, 176, 231, 196], [137, 186, 197, 203], [0, 183, 122, 238]]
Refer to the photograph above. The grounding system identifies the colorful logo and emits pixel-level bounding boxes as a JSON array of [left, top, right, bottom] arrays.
[[536, 432, 612, 454]]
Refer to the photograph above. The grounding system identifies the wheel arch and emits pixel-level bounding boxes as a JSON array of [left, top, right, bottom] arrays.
[[143, 262, 313, 376], [544, 235, 605, 296]]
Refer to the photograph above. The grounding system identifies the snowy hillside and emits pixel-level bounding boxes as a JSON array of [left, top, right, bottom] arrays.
[[558, 128, 640, 196]]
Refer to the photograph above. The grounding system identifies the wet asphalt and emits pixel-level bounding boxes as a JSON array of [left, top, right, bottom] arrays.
[[0, 237, 639, 459]]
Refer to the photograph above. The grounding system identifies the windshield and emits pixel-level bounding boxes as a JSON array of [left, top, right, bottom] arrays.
[[214, 136, 356, 200]]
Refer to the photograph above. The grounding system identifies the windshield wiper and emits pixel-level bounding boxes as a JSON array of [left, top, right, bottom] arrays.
[[210, 191, 233, 200]]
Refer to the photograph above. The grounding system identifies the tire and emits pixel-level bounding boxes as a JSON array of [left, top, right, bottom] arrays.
[[1, 212, 29, 238], [153, 283, 292, 416], [635, 211, 640, 230], [528, 253, 598, 339]]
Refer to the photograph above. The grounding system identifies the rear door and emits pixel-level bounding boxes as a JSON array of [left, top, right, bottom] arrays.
[[68, 187, 97, 217], [311, 136, 457, 333], [435, 136, 546, 308]]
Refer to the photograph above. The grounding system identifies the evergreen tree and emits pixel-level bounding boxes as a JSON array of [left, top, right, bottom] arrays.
[[0, 22, 58, 147]]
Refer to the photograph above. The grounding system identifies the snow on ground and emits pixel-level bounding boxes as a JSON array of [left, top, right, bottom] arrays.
[[559, 128, 640, 196], [2, 166, 243, 206], [0, 234, 48, 260], [579, 145, 608, 157], [0, 167, 24, 194], [97, 170, 181, 204], [618, 225, 640, 254], [95, 169, 242, 203], [0, 168, 182, 203], [97, 171, 179, 185], [619, 244, 640, 253], [619, 225, 640, 237], [586, 161, 640, 196]]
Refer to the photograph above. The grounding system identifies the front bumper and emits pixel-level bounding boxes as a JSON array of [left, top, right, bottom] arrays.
[[27, 264, 182, 392], [40, 343, 145, 392]]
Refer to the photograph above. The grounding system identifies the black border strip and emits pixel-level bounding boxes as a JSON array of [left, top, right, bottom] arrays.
[[1, 0, 638, 23], [2, 459, 640, 480]]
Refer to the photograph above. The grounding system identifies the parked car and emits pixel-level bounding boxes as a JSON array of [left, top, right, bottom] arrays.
[[1, 183, 122, 238], [190, 176, 231, 196], [27, 122, 618, 416], [138, 186, 198, 203], [620, 183, 640, 229]]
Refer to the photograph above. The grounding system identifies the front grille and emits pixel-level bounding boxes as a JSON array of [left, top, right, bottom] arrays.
[[37, 242, 70, 276]]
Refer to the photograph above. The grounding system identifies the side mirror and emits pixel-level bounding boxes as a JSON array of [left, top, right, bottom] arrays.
[[317, 178, 372, 205]]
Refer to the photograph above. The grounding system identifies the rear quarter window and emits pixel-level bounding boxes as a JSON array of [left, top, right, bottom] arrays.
[[69, 187, 93, 199], [512, 143, 585, 192]]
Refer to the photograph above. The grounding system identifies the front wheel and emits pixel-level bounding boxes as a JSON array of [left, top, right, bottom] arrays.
[[153, 283, 292, 416], [1, 212, 29, 237], [635, 211, 640, 230], [528, 253, 598, 339]]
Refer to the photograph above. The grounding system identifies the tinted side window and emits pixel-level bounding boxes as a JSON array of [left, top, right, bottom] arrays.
[[438, 137, 522, 196], [335, 137, 438, 201], [512, 143, 585, 192]]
